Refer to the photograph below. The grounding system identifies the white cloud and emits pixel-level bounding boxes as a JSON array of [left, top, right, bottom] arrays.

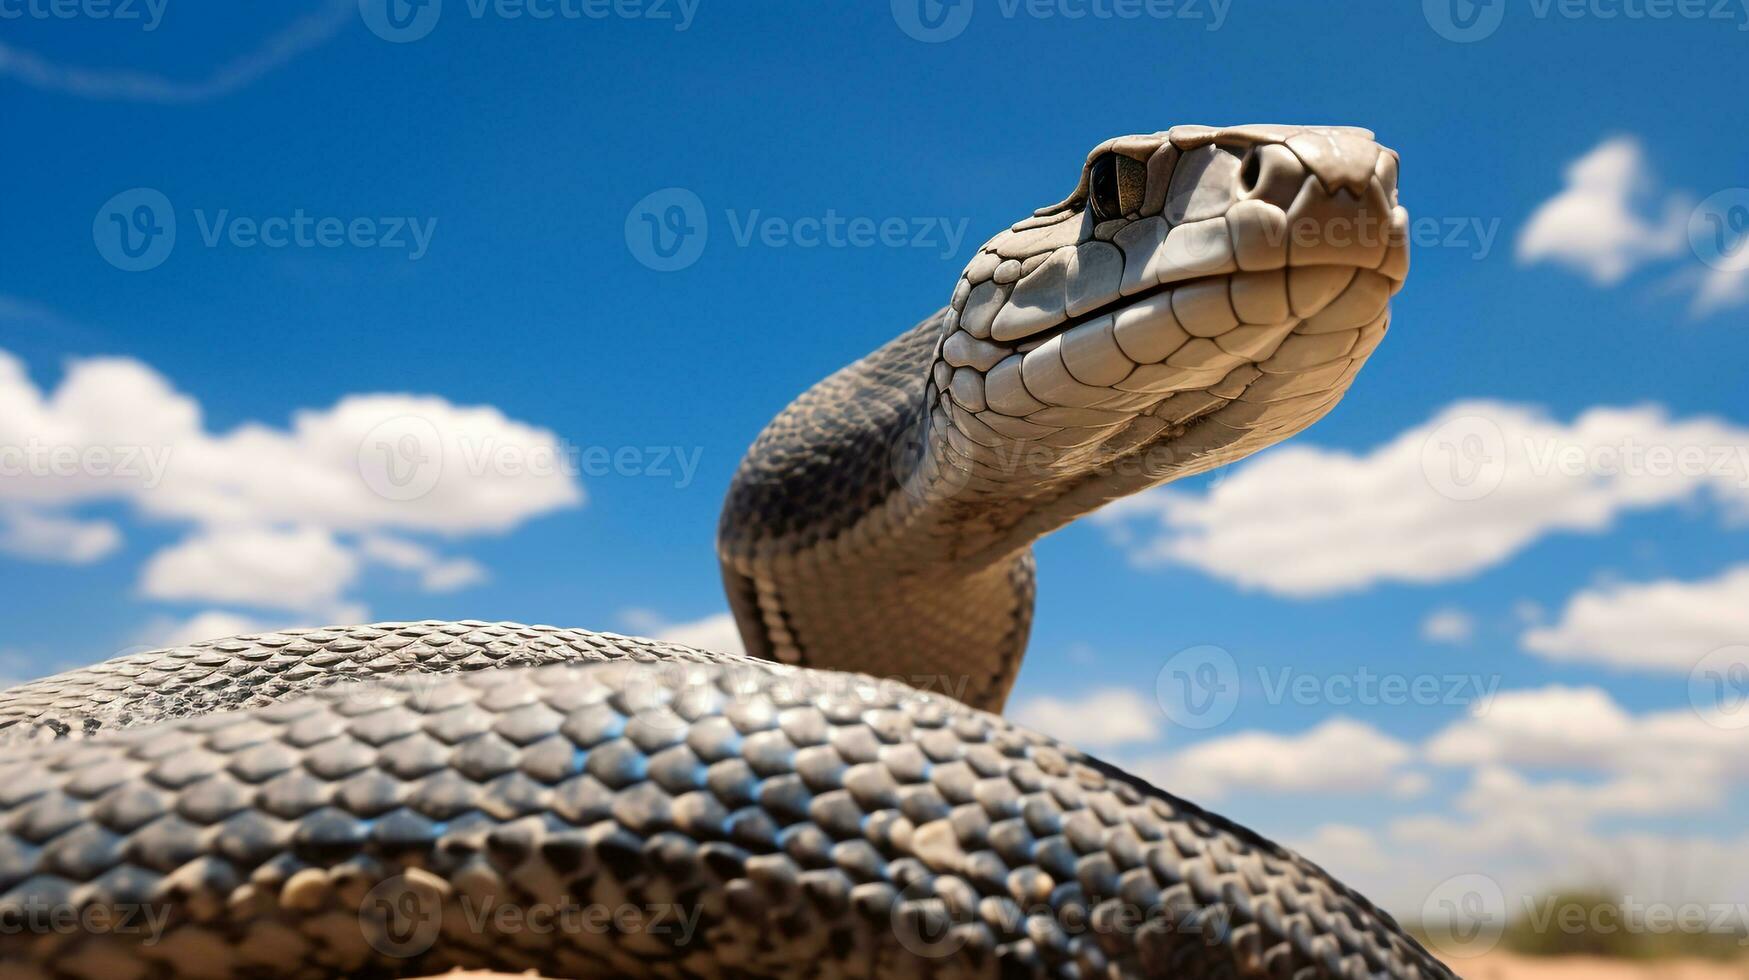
[[0, 350, 582, 534], [140, 526, 358, 614], [1135, 718, 1416, 801], [0, 0, 352, 103], [1421, 608, 1476, 645], [0, 506, 120, 563], [621, 609, 746, 657], [0, 347, 580, 614], [1458, 765, 1718, 822], [1009, 688, 1162, 748], [1425, 684, 1638, 769], [1517, 137, 1687, 285], [1523, 565, 1749, 672], [1098, 401, 1749, 597], [359, 535, 488, 593], [1424, 685, 1742, 788], [1517, 136, 1749, 315]]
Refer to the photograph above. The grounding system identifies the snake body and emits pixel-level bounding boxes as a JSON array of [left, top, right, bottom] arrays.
[[0, 126, 1446, 978]]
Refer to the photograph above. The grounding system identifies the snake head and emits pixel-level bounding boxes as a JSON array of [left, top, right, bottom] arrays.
[[930, 125, 1408, 494]]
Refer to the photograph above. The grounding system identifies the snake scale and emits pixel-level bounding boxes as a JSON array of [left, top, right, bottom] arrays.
[[0, 125, 1451, 978]]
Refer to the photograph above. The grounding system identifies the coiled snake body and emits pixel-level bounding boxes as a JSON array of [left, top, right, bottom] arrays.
[[0, 126, 1450, 978]]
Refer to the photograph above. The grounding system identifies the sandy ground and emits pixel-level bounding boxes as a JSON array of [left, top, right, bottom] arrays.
[[422, 956, 1749, 979], [1453, 953, 1749, 978]]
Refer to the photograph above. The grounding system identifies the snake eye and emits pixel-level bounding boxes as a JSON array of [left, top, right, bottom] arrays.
[[1088, 154, 1123, 222], [1088, 152, 1147, 222]]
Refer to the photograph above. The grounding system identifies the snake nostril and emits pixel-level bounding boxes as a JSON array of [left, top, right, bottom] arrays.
[[1239, 149, 1262, 195]]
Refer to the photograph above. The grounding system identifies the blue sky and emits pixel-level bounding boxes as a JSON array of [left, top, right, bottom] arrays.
[[3, 0, 1749, 943]]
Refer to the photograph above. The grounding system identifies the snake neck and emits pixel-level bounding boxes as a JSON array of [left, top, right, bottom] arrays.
[[717, 310, 1049, 710]]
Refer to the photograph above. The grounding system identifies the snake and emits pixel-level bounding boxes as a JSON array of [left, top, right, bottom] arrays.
[[0, 125, 1447, 979]]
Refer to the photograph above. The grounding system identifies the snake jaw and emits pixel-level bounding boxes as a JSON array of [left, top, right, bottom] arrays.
[[928, 125, 1409, 493]]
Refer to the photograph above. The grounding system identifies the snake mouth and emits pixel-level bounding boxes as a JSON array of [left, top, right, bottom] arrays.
[[1005, 240, 1400, 359], [997, 269, 1232, 355]]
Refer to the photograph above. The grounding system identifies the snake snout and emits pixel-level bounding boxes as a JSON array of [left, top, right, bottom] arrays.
[[1232, 130, 1404, 271]]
